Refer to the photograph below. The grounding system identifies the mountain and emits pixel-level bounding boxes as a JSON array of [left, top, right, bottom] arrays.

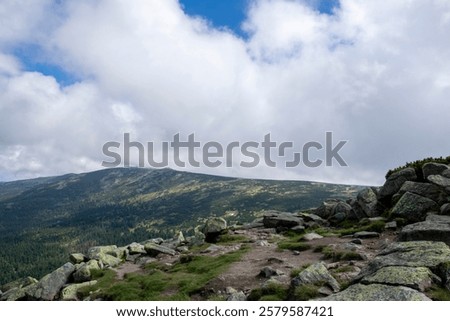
[[0, 167, 362, 284]]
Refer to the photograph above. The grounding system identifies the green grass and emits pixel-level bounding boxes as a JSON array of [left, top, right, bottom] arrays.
[[278, 241, 312, 252], [427, 286, 450, 301], [247, 283, 288, 301], [334, 220, 385, 236], [290, 264, 311, 278], [216, 234, 248, 245], [79, 246, 249, 301], [321, 246, 364, 262], [292, 284, 321, 301]]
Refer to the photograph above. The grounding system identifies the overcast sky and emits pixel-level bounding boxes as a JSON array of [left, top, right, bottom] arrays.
[[0, 0, 449, 185]]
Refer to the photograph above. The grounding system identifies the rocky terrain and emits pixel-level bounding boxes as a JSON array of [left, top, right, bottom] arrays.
[[1, 160, 450, 301]]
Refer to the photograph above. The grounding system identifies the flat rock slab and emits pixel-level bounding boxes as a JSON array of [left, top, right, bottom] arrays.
[[144, 243, 176, 256], [358, 241, 450, 280], [318, 283, 431, 301], [399, 216, 450, 245], [361, 266, 436, 291], [353, 231, 380, 239]]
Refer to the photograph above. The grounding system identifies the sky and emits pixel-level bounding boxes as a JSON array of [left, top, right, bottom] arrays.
[[0, 0, 449, 185]]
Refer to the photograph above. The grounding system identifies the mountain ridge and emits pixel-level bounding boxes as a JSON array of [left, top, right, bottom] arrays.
[[0, 167, 362, 284]]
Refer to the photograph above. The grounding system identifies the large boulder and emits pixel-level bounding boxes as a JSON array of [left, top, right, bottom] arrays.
[[26, 262, 75, 300], [318, 283, 430, 301], [69, 253, 87, 264], [361, 266, 437, 292], [422, 162, 450, 179], [0, 277, 37, 293], [358, 241, 450, 280], [390, 192, 437, 223], [144, 243, 176, 256], [378, 168, 417, 202], [87, 245, 119, 259], [398, 214, 450, 245], [60, 280, 97, 301], [356, 188, 379, 217], [393, 181, 444, 205], [201, 217, 227, 242], [128, 242, 146, 255], [94, 253, 122, 267], [73, 260, 102, 283], [314, 200, 340, 219], [262, 211, 303, 228], [291, 262, 340, 293], [427, 175, 450, 189], [330, 202, 353, 224]]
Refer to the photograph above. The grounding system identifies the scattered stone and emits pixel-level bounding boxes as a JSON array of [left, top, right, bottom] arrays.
[[60, 281, 97, 301], [292, 251, 301, 256], [26, 263, 75, 301], [227, 291, 246, 301], [259, 266, 284, 278], [135, 257, 157, 266], [290, 225, 306, 233], [302, 233, 323, 241], [268, 257, 284, 264], [174, 231, 186, 245], [297, 213, 327, 225], [353, 231, 380, 239], [291, 262, 340, 293], [202, 218, 227, 242], [356, 188, 379, 217], [126, 253, 141, 262], [385, 221, 397, 230], [73, 260, 101, 283], [189, 227, 206, 246], [314, 200, 340, 219], [361, 266, 437, 291], [144, 243, 176, 257], [87, 245, 118, 260], [94, 253, 122, 267], [225, 286, 237, 294], [176, 246, 190, 253], [262, 211, 304, 229], [201, 244, 225, 254], [1, 277, 38, 293], [390, 192, 437, 223], [69, 253, 86, 264], [256, 240, 270, 247], [350, 239, 362, 245], [128, 242, 146, 255], [318, 283, 431, 301]]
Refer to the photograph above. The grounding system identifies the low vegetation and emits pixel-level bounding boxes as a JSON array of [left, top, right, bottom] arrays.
[[247, 282, 289, 301], [321, 246, 364, 262], [77, 245, 249, 301]]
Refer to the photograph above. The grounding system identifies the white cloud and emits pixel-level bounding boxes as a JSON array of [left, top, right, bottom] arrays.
[[0, 0, 449, 185]]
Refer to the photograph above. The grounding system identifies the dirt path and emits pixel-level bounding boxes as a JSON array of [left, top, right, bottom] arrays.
[[205, 229, 397, 294]]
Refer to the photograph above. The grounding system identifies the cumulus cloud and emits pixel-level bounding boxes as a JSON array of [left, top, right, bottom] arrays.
[[0, 0, 450, 185]]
